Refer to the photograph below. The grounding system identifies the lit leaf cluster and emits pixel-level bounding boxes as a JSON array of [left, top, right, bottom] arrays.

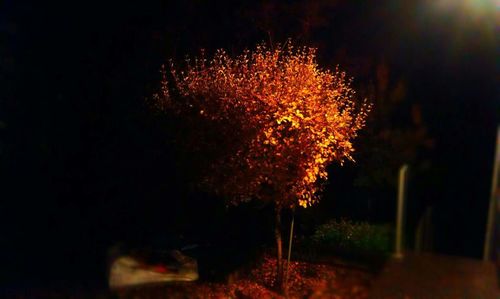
[[154, 42, 370, 209]]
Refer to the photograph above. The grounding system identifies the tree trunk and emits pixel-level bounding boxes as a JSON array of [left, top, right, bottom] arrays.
[[274, 206, 284, 290]]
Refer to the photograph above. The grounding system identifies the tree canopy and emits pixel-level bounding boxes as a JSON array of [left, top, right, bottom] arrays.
[[153, 42, 370, 210]]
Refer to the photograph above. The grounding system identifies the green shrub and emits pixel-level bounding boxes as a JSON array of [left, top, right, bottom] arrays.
[[310, 219, 393, 255]]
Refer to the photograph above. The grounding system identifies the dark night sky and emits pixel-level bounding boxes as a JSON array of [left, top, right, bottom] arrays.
[[0, 0, 498, 289]]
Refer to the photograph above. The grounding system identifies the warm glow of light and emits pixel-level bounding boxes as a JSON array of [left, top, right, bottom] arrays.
[[432, 0, 497, 17], [421, 0, 497, 59]]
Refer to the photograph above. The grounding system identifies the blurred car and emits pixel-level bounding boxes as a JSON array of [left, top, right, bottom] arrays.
[[109, 249, 198, 289]]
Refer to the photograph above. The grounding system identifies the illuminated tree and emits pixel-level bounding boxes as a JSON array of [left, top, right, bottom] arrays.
[[152, 42, 370, 289]]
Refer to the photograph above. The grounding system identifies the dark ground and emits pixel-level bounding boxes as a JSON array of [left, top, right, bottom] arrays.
[[371, 252, 500, 299]]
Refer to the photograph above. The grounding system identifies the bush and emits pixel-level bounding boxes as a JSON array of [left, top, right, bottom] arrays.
[[310, 219, 393, 255]]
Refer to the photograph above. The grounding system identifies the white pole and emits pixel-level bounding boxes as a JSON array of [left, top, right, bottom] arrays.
[[395, 164, 409, 259], [284, 212, 294, 289], [483, 126, 500, 261]]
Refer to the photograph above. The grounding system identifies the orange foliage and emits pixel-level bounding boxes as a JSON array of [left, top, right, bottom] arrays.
[[153, 42, 370, 209]]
